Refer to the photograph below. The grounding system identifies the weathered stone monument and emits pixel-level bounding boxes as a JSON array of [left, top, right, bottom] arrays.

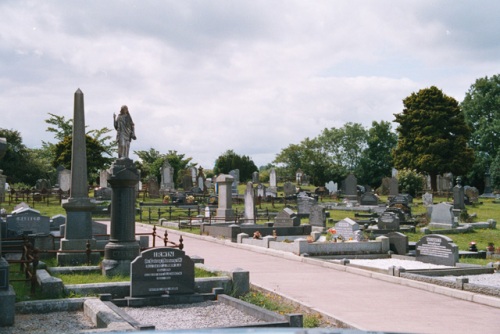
[[58, 167, 71, 192], [229, 169, 239, 195], [160, 161, 175, 192], [102, 157, 140, 276], [309, 204, 326, 227], [197, 166, 206, 193], [269, 168, 277, 192], [297, 194, 316, 217], [416, 234, 458, 266], [360, 192, 379, 206], [252, 171, 259, 183], [422, 192, 433, 206], [283, 182, 296, 197], [453, 177, 465, 210], [429, 203, 457, 229], [215, 174, 235, 221], [243, 182, 256, 223], [274, 208, 300, 227], [343, 173, 358, 201], [389, 177, 399, 198], [58, 89, 99, 266], [0, 136, 15, 326], [480, 168, 495, 198]]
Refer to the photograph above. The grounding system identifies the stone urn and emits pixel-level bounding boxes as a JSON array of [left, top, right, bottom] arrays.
[[0, 138, 6, 160]]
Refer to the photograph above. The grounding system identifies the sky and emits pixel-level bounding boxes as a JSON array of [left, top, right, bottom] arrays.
[[1, 1, 499, 169]]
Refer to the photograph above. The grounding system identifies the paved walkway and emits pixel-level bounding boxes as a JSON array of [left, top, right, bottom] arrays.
[[132, 223, 500, 334]]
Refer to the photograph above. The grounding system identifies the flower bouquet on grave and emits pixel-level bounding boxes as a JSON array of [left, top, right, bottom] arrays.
[[326, 227, 337, 242], [163, 195, 170, 204], [186, 195, 195, 203]]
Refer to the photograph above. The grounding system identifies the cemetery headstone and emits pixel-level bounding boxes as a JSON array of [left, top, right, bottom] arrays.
[[360, 192, 379, 206], [386, 232, 409, 255], [147, 177, 160, 198], [50, 214, 66, 231], [464, 186, 479, 204], [453, 177, 465, 210], [58, 168, 71, 192], [429, 203, 457, 229], [377, 211, 400, 231], [243, 182, 256, 223], [130, 248, 195, 297], [256, 184, 266, 198], [182, 173, 193, 191], [283, 182, 296, 197], [252, 171, 259, 183], [389, 177, 399, 197], [269, 168, 277, 191], [297, 195, 317, 217], [215, 174, 235, 221], [229, 169, 239, 195], [94, 187, 112, 200], [7, 208, 50, 236], [274, 208, 300, 227], [416, 234, 458, 266], [296, 168, 303, 185], [197, 166, 206, 193], [160, 161, 175, 192], [422, 192, 433, 206], [343, 173, 358, 200], [335, 218, 360, 240], [325, 181, 338, 194], [99, 170, 110, 188], [480, 169, 495, 197], [309, 204, 326, 227]]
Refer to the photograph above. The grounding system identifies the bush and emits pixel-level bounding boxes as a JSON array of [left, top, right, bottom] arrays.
[[397, 169, 425, 197]]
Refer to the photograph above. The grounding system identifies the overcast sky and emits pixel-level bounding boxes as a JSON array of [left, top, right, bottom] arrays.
[[1, 1, 499, 169]]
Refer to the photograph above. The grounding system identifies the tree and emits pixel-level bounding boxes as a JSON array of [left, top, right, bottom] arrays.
[[393, 86, 475, 191], [213, 150, 258, 182], [53, 135, 112, 184], [357, 121, 398, 188], [461, 74, 500, 190]]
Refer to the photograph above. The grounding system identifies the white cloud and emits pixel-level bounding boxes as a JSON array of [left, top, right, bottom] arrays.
[[1, 0, 499, 169]]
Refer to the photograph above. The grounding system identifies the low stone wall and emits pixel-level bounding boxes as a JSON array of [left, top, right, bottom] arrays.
[[200, 223, 312, 242], [237, 234, 390, 256]]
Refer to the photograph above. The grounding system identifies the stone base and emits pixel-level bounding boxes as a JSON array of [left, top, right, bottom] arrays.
[[0, 285, 15, 327], [428, 222, 458, 229], [58, 238, 101, 266], [215, 209, 235, 222], [102, 241, 140, 277]]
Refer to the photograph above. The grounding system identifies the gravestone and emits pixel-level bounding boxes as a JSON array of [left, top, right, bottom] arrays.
[[335, 218, 359, 240], [296, 168, 303, 185], [360, 192, 379, 206], [453, 177, 465, 210], [386, 232, 409, 255], [215, 174, 235, 222], [252, 171, 259, 184], [422, 192, 433, 206], [480, 169, 495, 198], [377, 211, 400, 231], [147, 177, 160, 198], [283, 182, 296, 197], [99, 170, 110, 188], [256, 184, 266, 198], [50, 214, 66, 231], [58, 168, 71, 192], [416, 234, 458, 266], [274, 208, 300, 227], [130, 248, 195, 297], [94, 187, 112, 200], [6, 208, 50, 236], [204, 178, 213, 192], [243, 182, 256, 223], [229, 169, 239, 195], [182, 173, 192, 191], [384, 207, 407, 224], [389, 177, 399, 197], [297, 195, 317, 217], [429, 203, 457, 229], [190, 166, 197, 185], [269, 168, 277, 191], [325, 181, 338, 194], [343, 174, 358, 200], [309, 204, 326, 227], [464, 186, 479, 204], [160, 161, 175, 192], [35, 178, 51, 192]]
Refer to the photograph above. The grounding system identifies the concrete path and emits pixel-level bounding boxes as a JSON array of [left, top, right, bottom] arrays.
[[131, 222, 500, 334]]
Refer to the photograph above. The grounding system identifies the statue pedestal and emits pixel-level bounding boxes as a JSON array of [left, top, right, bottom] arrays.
[[102, 158, 140, 277]]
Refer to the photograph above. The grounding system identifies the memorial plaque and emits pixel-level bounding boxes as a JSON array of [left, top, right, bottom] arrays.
[[377, 211, 400, 231], [335, 218, 359, 240], [130, 248, 195, 297], [6, 208, 50, 236], [416, 234, 458, 266]]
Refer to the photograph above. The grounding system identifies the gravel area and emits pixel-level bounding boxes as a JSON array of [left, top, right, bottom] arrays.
[[434, 273, 500, 288], [2, 311, 95, 334], [348, 258, 453, 270], [122, 301, 266, 330]]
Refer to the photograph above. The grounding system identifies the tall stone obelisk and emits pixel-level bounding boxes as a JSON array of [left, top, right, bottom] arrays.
[[57, 89, 99, 266], [0, 137, 15, 327]]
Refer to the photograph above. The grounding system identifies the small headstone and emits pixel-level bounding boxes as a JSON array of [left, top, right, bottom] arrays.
[[269, 168, 277, 190], [94, 187, 112, 200], [130, 248, 195, 297], [415, 234, 458, 266], [182, 174, 192, 191], [386, 232, 409, 255], [335, 218, 359, 240], [422, 192, 433, 206], [160, 161, 175, 191], [58, 168, 71, 192], [252, 171, 259, 183], [453, 177, 465, 210], [50, 214, 66, 231], [377, 211, 400, 231], [360, 192, 379, 206], [147, 177, 160, 198], [256, 184, 266, 198], [99, 170, 110, 188], [283, 182, 296, 197], [243, 182, 256, 222], [309, 205, 326, 227], [464, 186, 479, 204], [343, 174, 357, 199], [297, 195, 317, 216], [429, 203, 457, 229], [389, 177, 399, 197], [229, 169, 239, 195], [325, 181, 338, 194], [6, 208, 50, 235], [274, 208, 300, 227]]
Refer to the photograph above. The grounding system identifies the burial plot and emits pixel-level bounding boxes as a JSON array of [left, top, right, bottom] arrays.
[[464, 186, 479, 204], [130, 248, 195, 297], [147, 177, 160, 198], [389, 177, 398, 197], [309, 204, 326, 227], [297, 195, 316, 217], [335, 218, 359, 240], [50, 214, 66, 231], [6, 208, 50, 236], [416, 234, 458, 266], [343, 174, 358, 200], [422, 192, 433, 206], [283, 182, 296, 197], [274, 208, 300, 227], [377, 211, 400, 231], [182, 173, 193, 191], [360, 192, 379, 206], [386, 232, 408, 255]]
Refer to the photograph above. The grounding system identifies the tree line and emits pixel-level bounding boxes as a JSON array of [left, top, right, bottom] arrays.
[[1, 74, 499, 193]]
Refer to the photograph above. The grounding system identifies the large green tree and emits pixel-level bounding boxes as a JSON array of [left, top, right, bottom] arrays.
[[213, 150, 257, 182], [357, 121, 398, 188], [393, 86, 475, 191], [460, 74, 500, 191]]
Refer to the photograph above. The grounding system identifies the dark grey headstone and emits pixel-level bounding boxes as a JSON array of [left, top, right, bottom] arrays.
[[389, 177, 399, 196], [297, 195, 317, 216], [377, 211, 400, 231], [453, 184, 465, 210], [344, 174, 357, 197], [415, 234, 458, 266], [274, 208, 300, 227], [147, 178, 160, 198], [130, 248, 195, 297], [360, 192, 379, 206], [283, 182, 296, 197], [94, 187, 112, 200], [6, 208, 50, 235], [335, 218, 359, 240], [309, 205, 326, 227], [50, 214, 66, 231], [386, 232, 408, 255], [252, 171, 259, 183], [430, 203, 456, 228], [182, 174, 193, 191]]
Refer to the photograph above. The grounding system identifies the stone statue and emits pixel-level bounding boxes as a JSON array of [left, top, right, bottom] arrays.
[[114, 105, 136, 158]]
